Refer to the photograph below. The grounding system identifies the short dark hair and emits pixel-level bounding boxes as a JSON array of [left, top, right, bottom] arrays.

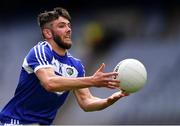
[[37, 7, 71, 29]]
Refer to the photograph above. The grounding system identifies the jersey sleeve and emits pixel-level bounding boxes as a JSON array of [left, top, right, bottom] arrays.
[[22, 44, 53, 73]]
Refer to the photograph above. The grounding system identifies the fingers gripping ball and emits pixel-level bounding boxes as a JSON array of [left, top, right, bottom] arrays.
[[114, 59, 147, 93]]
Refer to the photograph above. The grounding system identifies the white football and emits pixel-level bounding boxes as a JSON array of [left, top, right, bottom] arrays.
[[114, 59, 147, 93]]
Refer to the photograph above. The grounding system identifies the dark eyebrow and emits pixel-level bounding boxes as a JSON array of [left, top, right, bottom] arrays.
[[58, 22, 71, 25]]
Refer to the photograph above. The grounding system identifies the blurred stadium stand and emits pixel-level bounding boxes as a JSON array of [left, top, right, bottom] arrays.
[[0, 0, 180, 124]]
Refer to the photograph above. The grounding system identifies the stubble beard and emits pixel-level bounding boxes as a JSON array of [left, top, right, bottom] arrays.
[[52, 33, 72, 50]]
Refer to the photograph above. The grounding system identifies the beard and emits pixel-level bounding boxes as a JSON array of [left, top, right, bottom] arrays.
[[52, 32, 72, 49]]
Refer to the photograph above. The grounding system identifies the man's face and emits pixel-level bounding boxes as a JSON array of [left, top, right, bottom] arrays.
[[50, 16, 72, 49]]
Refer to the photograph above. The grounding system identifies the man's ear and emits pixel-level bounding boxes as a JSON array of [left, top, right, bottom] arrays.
[[42, 29, 52, 39]]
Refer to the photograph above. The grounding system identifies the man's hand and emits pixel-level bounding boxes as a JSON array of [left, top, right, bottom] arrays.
[[107, 90, 129, 106], [74, 88, 129, 112], [91, 63, 120, 89]]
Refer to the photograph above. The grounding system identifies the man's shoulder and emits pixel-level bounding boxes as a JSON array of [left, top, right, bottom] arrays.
[[67, 52, 84, 68], [67, 52, 81, 63], [35, 41, 52, 50], [29, 41, 53, 55], [26, 41, 53, 61]]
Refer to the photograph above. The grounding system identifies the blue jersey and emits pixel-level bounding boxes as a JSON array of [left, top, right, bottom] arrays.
[[0, 41, 85, 125]]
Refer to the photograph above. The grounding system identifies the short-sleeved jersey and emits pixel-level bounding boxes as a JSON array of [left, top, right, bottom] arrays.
[[0, 41, 85, 125]]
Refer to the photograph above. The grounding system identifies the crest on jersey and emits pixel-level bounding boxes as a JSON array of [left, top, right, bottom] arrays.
[[66, 67, 74, 76]]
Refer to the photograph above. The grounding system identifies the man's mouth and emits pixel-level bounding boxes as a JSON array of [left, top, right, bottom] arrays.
[[64, 35, 71, 39]]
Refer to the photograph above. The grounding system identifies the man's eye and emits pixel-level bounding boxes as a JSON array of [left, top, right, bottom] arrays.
[[59, 25, 64, 28]]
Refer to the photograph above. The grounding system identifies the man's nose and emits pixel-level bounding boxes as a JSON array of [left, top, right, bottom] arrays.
[[66, 25, 71, 32]]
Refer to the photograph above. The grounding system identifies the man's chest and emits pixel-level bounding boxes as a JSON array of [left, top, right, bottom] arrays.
[[51, 57, 78, 78]]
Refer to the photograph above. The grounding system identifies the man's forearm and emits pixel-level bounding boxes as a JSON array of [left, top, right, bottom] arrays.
[[43, 76, 94, 92], [80, 97, 109, 112]]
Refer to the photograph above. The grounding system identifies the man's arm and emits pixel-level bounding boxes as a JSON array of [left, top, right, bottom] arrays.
[[35, 63, 120, 92], [74, 88, 128, 112]]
